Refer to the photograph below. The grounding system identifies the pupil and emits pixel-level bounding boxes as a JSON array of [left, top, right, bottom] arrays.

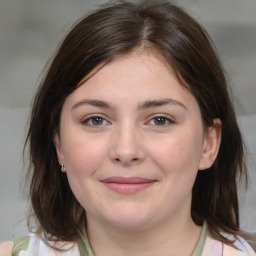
[[92, 117, 103, 125], [155, 117, 166, 125]]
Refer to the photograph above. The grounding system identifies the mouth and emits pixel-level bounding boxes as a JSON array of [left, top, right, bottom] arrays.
[[100, 176, 157, 194]]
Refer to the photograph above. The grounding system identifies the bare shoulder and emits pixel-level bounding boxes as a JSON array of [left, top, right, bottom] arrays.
[[0, 241, 14, 256]]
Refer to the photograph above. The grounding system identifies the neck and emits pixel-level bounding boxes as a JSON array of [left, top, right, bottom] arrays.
[[86, 214, 202, 256]]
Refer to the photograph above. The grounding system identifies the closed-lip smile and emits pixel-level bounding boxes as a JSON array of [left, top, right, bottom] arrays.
[[100, 176, 157, 194]]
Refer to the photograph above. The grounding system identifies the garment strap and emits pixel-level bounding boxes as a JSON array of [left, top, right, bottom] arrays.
[[192, 222, 207, 256], [12, 236, 29, 256], [77, 230, 95, 256]]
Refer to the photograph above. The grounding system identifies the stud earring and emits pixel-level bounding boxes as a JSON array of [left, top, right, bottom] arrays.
[[61, 163, 66, 172]]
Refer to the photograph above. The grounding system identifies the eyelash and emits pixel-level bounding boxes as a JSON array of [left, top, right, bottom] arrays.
[[81, 115, 110, 127], [81, 114, 174, 128], [147, 115, 174, 127]]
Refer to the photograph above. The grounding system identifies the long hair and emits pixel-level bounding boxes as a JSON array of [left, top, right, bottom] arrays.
[[25, 0, 247, 245]]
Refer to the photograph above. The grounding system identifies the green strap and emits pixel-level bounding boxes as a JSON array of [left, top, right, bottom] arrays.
[[12, 236, 30, 256], [192, 222, 207, 256], [78, 230, 95, 256]]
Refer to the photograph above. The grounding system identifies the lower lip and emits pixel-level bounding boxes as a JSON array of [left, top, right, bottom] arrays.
[[102, 182, 155, 194]]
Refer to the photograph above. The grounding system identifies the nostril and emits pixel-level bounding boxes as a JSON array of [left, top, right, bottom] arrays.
[[113, 157, 139, 164]]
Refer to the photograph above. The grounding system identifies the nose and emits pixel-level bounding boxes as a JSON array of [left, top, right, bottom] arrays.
[[110, 124, 146, 166]]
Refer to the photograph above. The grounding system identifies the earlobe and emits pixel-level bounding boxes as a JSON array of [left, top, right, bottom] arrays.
[[53, 133, 64, 165], [199, 118, 222, 170]]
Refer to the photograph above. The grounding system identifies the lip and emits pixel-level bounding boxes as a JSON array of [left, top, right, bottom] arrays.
[[100, 176, 156, 194]]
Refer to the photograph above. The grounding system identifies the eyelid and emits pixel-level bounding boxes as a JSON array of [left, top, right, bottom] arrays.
[[146, 114, 175, 126], [81, 114, 111, 127]]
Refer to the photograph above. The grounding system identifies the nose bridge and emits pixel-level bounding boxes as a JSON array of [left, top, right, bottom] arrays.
[[110, 119, 145, 165]]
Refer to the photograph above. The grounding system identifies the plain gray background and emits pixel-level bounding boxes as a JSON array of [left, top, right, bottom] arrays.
[[0, 0, 255, 241]]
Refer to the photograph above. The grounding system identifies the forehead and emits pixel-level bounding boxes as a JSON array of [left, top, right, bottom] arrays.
[[64, 50, 196, 109], [78, 49, 180, 87]]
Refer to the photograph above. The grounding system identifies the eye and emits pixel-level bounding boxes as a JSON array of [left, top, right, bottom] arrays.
[[148, 116, 174, 126], [82, 116, 109, 126]]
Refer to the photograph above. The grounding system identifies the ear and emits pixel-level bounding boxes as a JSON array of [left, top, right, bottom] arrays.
[[198, 118, 222, 170], [53, 133, 64, 165]]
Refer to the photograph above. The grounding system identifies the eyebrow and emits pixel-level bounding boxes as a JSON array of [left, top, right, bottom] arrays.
[[138, 98, 187, 110], [71, 98, 187, 111], [72, 99, 114, 110]]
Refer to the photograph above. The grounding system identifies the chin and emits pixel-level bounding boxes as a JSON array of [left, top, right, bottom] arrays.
[[103, 206, 155, 230], [109, 217, 152, 230]]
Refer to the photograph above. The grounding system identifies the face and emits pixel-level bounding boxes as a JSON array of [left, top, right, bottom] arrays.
[[55, 51, 220, 231]]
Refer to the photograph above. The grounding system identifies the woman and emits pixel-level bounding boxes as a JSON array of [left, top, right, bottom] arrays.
[[1, 0, 255, 255]]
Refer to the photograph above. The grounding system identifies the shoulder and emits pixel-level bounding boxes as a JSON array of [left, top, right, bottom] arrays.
[[2, 234, 80, 256], [202, 233, 256, 256], [0, 241, 14, 256]]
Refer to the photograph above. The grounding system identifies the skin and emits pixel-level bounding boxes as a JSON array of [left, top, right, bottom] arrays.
[[0, 241, 13, 256], [55, 51, 221, 256]]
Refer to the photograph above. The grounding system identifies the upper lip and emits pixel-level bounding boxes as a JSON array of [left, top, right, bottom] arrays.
[[100, 176, 156, 184]]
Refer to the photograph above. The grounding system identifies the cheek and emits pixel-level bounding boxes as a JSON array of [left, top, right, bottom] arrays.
[[148, 130, 203, 176], [61, 136, 109, 210], [61, 134, 109, 178]]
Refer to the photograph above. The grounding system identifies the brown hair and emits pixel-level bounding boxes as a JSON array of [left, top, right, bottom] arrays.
[[26, 0, 248, 246]]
